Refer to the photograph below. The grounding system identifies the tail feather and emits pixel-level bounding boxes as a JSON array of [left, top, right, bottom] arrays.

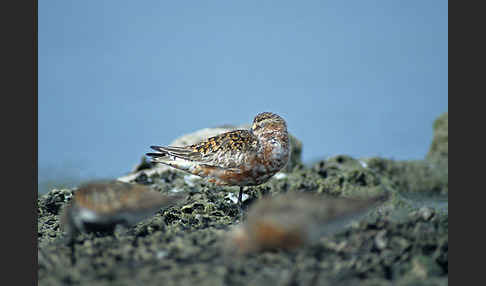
[[145, 152, 166, 158], [148, 145, 201, 161], [146, 146, 198, 174]]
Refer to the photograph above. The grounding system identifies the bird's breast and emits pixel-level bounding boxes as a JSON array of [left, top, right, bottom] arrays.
[[262, 135, 289, 171]]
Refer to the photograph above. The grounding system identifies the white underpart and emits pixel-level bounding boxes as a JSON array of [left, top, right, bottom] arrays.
[[359, 160, 368, 168], [184, 174, 201, 187], [274, 172, 287, 180], [169, 187, 184, 193], [117, 165, 172, 183], [77, 208, 99, 222], [169, 157, 198, 170], [156, 251, 168, 259], [227, 193, 249, 204], [72, 208, 100, 231]]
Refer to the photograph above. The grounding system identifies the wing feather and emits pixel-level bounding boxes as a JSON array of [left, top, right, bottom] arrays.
[[147, 129, 259, 169]]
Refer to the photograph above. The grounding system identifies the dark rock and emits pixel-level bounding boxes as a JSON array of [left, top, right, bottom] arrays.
[[38, 113, 448, 285], [426, 112, 448, 163], [364, 158, 448, 195]]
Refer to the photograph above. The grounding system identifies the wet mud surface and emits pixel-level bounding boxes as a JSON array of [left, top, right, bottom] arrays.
[[38, 113, 448, 286]]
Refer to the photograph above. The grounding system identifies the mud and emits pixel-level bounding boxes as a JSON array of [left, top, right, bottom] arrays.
[[38, 113, 448, 285]]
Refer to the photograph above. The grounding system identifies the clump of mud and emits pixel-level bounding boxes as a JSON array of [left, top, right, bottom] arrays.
[[38, 113, 448, 286]]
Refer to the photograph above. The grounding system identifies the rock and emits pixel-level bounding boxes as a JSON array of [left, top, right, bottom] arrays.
[[310, 155, 392, 199], [38, 115, 448, 285], [38, 161, 448, 285], [426, 112, 448, 163], [363, 112, 448, 196], [409, 207, 435, 221], [131, 155, 154, 172], [364, 158, 448, 195], [407, 255, 444, 279]]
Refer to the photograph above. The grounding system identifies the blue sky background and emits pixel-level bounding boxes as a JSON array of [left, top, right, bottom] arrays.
[[39, 1, 448, 193]]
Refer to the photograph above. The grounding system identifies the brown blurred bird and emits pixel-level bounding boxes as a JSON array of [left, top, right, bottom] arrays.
[[224, 191, 389, 255], [60, 180, 185, 263]]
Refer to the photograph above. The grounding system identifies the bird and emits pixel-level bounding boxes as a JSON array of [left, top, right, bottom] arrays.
[[146, 112, 290, 208], [60, 180, 185, 264], [224, 191, 389, 255]]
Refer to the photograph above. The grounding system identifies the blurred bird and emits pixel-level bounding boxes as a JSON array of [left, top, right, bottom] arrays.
[[60, 180, 185, 263], [224, 191, 389, 255]]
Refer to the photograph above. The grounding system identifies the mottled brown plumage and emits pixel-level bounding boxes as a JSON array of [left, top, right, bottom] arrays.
[[153, 129, 259, 168], [147, 112, 290, 206]]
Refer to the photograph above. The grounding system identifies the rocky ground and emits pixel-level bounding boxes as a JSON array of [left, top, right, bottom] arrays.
[[38, 112, 448, 286]]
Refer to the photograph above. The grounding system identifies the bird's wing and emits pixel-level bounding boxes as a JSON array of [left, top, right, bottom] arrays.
[[147, 129, 258, 168]]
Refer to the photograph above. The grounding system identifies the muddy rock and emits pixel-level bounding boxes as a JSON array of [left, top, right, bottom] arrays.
[[38, 163, 447, 285], [426, 112, 448, 163], [38, 114, 448, 285], [363, 158, 448, 195], [361, 112, 448, 196]]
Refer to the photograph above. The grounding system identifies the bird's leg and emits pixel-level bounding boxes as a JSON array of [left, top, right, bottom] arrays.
[[238, 186, 244, 214], [238, 186, 243, 206]]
